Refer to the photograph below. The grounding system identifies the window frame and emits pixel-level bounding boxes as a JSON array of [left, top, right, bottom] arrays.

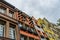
[[9, 24, 16, 39], [9, 10, 14, 17], [0, 20, 5, 37], [0, 7, 6, 14]]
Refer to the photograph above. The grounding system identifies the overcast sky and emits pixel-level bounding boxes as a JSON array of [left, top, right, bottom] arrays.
[[5, 0, 60, 23]]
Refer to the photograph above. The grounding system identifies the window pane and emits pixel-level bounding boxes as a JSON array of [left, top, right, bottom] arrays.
[[41, 38, 47, 40], [20, 35, 27, 40], [9, 13, 13, 17], [9, 26, 16, 39], [29, 37, 34, 40], [9, 11, 14, 17], [0, 8, 6, 13], [18, 23, 22, 27], [0, 24, 4, 36]]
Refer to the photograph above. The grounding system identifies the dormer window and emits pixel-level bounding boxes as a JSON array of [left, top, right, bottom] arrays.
[[0, 7, 6, 14], [9, 11, 14, 17]]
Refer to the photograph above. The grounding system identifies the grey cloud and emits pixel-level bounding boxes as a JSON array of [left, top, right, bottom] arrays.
[[5, 0, 60, 23]]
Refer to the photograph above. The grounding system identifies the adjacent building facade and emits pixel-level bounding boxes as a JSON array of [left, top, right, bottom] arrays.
[[37, 18, 59, 40]]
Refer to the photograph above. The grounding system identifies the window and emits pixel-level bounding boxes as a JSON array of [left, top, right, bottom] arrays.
[[20, 34, 27, 40], [0, 7, 6, 13], [0, 20, 5, 37], [0, 24, 4, 36], [18, 23, 22, 27], [22, 24, 28, 31], [9, 25, 16, 39], [9, 11, 14, 17], [31, 28, 35, 33], [29, 37, 34, 40], [41, 38, 47, 40], [18, 23, 23, 30]]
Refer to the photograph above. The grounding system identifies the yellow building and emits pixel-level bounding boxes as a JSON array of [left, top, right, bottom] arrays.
[[37, 18, 59, 40]]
